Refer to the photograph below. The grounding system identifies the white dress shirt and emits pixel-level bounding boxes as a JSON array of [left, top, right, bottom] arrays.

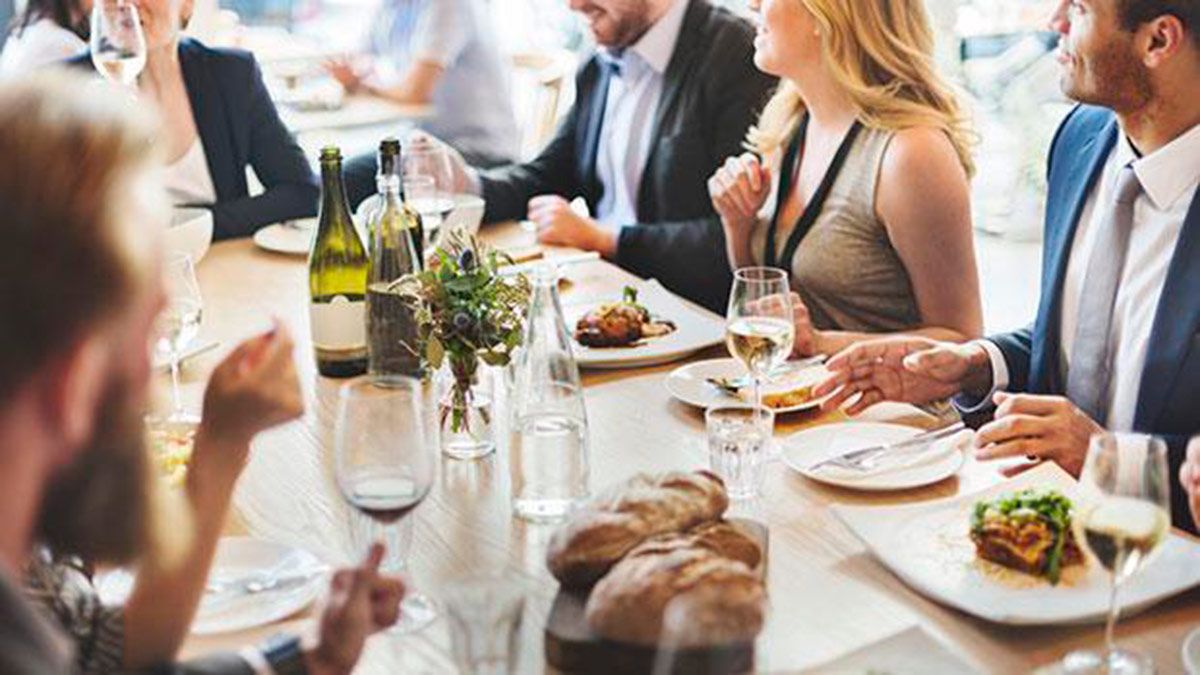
[[972, 121, 1200, 429], [163, 138, 217, 206], [593, 0, 688, 230]]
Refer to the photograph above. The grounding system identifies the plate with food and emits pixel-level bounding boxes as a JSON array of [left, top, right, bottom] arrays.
[[664, 357, 832, 413], [832, 462, 1200, 625], [782, 421, 969, 491], [564, 281, 724, 369]]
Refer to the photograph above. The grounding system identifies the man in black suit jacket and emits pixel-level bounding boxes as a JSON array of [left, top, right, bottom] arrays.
[[437, 0, 776, 312]]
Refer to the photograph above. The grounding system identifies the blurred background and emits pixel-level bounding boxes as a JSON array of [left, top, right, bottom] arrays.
[[0, 0, 1068, 331]]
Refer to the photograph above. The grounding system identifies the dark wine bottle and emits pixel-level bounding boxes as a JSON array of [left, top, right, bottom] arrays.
[[309, 146, 368, 378]]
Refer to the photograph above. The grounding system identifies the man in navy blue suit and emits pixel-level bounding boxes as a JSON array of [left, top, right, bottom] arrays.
[[814, 0, 1200, 528]]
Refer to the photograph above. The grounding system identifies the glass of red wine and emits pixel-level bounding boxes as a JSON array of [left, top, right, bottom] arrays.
[[334, 377, 437, 633]]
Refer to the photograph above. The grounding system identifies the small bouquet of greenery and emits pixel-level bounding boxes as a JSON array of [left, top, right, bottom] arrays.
[[395, 231, 530, 433]]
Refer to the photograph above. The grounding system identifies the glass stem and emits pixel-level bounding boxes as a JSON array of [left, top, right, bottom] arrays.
[[169, 352, 183, 417], [1104, 572, 1123, 653], [753, 376, 763, 412]]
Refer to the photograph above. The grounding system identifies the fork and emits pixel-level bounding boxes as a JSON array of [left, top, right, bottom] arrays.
[[806, 422, 966, 473]]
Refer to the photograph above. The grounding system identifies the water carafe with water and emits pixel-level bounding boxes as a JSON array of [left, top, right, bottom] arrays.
[[509, 265, 590, 522]]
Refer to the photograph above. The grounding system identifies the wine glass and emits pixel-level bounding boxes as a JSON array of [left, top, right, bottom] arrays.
[[334, 377, 438, 633], [155, 254, 203, 426], [1062, 433, 1171, 675], [90, 0, 146, 86], [726, 267, 794, 411], [402, 143, 456, 240]]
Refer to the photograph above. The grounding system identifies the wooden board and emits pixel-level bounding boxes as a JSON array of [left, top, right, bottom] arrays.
[[544, 520, 768, 674]]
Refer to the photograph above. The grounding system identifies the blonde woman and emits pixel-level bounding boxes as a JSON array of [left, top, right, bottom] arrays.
[[708, 0, 982, 357]]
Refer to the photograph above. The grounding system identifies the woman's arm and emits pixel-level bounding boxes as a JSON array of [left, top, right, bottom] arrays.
[[120, 327, 303, 667], [208, 58, 318, 238], [708, 153, 772, 271]]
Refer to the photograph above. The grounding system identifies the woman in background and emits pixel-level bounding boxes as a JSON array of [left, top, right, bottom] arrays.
[[709, 0, 982, 357], [329, 0, 520, 207], [74, 0, 318, 239], [0, 0, 90, 73]]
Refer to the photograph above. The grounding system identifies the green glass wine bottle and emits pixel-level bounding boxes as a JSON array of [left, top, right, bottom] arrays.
[[308, 146, 368, 378]]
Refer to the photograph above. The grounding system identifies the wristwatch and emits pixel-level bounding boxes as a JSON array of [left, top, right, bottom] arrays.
[[260, 633, 307, 675]]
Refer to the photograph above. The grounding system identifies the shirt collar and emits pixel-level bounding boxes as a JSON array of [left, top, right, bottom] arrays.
[[1121, 121, 1200, 210], [601, 0, 688, 76]]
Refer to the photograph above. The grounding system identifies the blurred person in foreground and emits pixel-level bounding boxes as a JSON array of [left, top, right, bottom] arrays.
[[70, 0, 319, 240], [815, 0, 1200, 531], [0, 72, 402, 675], [331, 0, 520, 196], [0, 0, 90, 73], [417, 0, 777, 313], [708, 0, 982, 358]]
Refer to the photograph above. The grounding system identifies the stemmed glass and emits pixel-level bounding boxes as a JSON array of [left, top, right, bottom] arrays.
[[90, 0, 146, 86], [155, 254, 203, 426], [402, 142, 456, 243], [334, 377, 438, 633], [1063, 433, 1171, 675], [725, 267, 794, 411]]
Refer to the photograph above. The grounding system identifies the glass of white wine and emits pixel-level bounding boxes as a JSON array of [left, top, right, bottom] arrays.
[[90, 0, 146, 87], [156, 254, 203, 426], [1063, 433, 1170, 675], [726, 267, 794, 412]]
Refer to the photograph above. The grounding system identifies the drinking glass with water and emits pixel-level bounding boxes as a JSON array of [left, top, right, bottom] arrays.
[[706, 405, 774, 500]]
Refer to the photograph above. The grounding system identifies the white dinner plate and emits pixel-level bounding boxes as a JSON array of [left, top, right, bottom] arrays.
[[833, 462, 1200, 625], [1184, 627, 1200, 674], [167, 207, 214, 263], [564, 280, 725, 369], [782, 422, 969, 491], [96, 537, 327, 635], [253, 220, 313, 256], [664, 357, 834, 413]]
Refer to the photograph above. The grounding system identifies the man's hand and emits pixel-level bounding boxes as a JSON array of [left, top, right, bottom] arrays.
[[974, 392, 1102, 477], [1180, 438, 1200, 531], [527, 195, 617, 257], [307, 544, 406, 675], [192, 323, 304, 480], [814, 336, 992, 414]]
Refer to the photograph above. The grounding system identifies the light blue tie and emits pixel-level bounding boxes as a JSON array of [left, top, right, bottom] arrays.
[[1065, 165, 1142, 424]]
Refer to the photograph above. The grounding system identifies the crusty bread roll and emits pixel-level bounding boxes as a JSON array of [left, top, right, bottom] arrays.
[[584, 524, 765, 647], [546, 471, 729, 588]]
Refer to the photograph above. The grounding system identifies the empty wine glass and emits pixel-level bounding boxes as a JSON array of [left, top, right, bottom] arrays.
[[725, 268, 794, 411], [402, 142, 456, 238], [334, 377, 438, 633], [156, 254, 203, 426], [1062, 433, 1171, 675], [90, 0, 146, 86]]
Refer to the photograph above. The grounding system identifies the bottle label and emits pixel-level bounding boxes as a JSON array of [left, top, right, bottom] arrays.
[[310, 295, 366, 352]]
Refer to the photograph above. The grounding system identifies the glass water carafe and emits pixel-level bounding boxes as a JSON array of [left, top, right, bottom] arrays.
[[508, 265, 590, 522]]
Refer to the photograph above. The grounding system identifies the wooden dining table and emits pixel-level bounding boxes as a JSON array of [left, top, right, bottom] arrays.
[[175, 222, 1200, 673]]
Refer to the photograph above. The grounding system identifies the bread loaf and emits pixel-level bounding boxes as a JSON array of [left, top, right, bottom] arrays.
[[546, 471, 729, 588], [584, 524, 765, 647]]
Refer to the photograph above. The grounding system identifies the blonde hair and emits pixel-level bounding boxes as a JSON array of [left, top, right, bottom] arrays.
[[747, 0, 975, 177]]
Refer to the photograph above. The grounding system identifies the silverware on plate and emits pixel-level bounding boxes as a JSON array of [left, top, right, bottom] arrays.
[[706, 354, 827, 396], [806, 421, 967, 473]]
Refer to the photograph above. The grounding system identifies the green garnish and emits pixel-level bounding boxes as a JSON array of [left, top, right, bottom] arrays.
[[972, 488, 1075, 584]]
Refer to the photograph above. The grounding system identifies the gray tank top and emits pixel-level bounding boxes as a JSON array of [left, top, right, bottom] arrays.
[[752, 123, 921, 333]]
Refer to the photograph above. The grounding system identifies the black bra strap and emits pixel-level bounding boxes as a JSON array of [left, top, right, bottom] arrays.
[[764, 115, 864, 273]]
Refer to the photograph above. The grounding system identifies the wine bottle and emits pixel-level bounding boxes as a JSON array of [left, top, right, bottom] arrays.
[[358, 138, 423, 262], [309, 146, 368, 378], [367, 169, 424, 384]]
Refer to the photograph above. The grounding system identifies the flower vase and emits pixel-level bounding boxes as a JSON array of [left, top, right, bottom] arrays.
[[438, 365, 495, 460]]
